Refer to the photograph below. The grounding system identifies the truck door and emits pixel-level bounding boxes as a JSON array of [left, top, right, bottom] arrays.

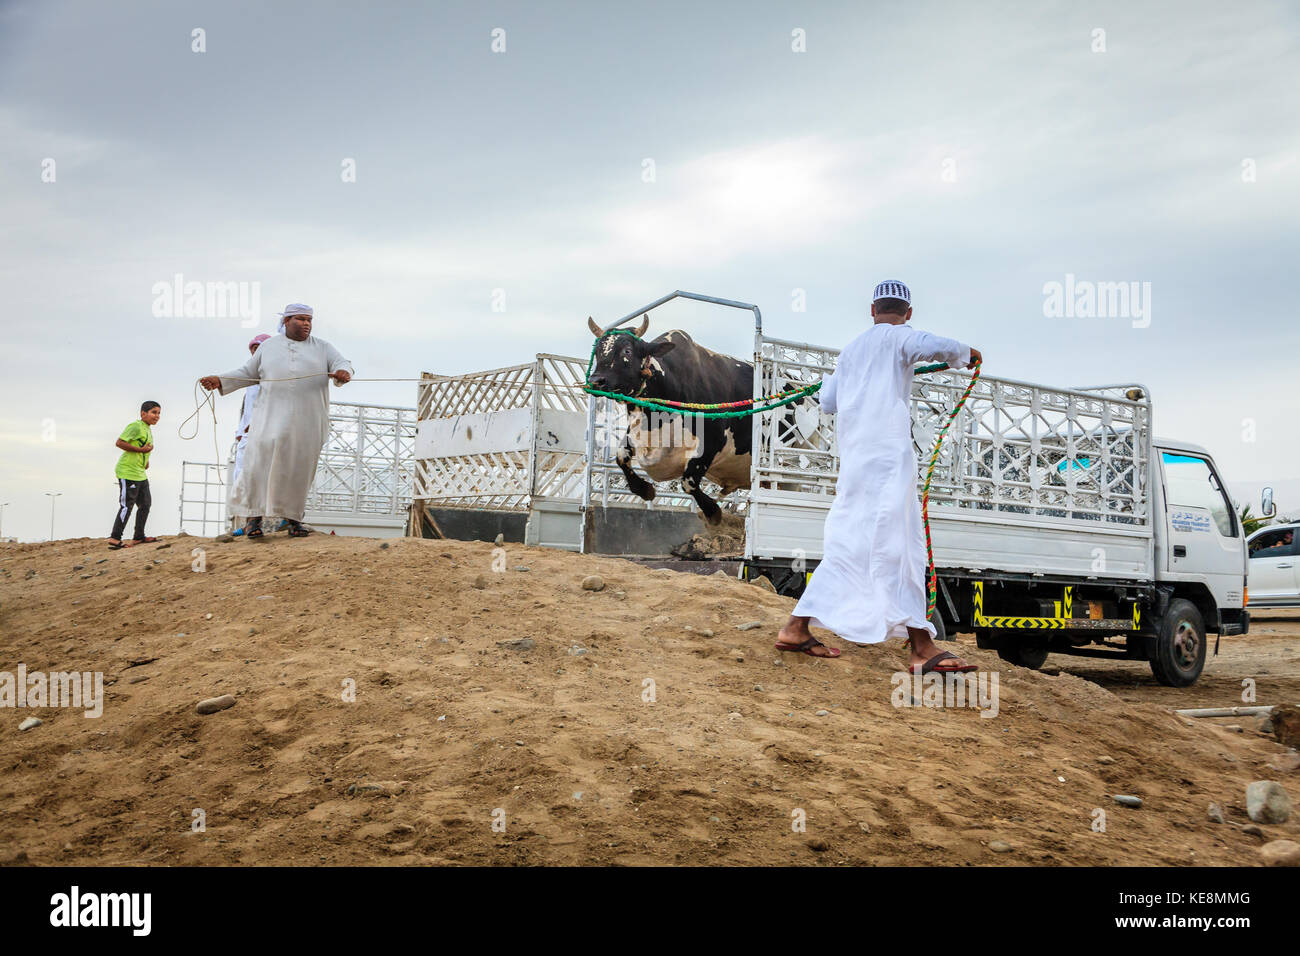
[[1247, 526, 1299, 604], [1158, 452, 1244, 601]]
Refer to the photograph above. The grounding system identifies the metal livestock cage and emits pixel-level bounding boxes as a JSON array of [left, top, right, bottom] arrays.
[[744, 331, 1154, 585], [411, 350, 740, 553]]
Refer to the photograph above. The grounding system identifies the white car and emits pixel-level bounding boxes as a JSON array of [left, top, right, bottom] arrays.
[[1247, 517, 1299, 608]]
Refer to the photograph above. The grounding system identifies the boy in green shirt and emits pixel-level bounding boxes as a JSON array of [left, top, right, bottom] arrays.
[[108, 401, 162, 549]]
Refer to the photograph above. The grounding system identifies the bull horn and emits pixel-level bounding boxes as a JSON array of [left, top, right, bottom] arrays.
[[587, 316, 602, 337], [633, 313, 649, 337]]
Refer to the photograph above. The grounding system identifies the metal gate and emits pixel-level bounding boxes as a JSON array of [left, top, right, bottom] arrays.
[[412, 352, 710, 551]]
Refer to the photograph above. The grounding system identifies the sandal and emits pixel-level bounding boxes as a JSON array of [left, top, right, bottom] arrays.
[[245, 517, 264, 539], [911, 650, 977, 674], [286, 520, 311, 537], [774, 636, 841, 658]]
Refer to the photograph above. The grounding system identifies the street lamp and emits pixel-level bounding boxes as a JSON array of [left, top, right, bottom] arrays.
[[0, 503, 9, 540], [44, 492, 62, 542]]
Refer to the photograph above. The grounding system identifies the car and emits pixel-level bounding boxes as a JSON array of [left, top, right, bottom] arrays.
[[1246, 503, 1300, 608]]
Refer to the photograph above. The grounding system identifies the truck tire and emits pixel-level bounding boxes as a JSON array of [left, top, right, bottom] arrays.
[[1149, 598, 1206, 687], [929, 608, 947, 643], [996, 639, 1049, 670]]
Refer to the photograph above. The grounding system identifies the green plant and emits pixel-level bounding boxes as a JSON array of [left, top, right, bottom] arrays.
[[1240, 504, 1267, 537]]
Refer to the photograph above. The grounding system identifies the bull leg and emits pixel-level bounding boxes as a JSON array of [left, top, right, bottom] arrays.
[[681, 455, 722, 525], [616, 433, 656, 501]]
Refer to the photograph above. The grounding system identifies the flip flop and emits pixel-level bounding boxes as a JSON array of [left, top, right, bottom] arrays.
[[107, 543, 124, 551], [912, 650, 977, 674], [774, 636, 842, 658], [133, 537, 159, 544]]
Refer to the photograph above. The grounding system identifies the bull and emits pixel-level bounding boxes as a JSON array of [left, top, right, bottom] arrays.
[[584, 314, 760, 525]]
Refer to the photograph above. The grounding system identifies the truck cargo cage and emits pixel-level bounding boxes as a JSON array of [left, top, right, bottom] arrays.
[[745, 332, 1154, 582]]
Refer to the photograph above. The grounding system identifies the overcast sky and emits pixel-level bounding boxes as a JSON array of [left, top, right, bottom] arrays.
[[1, 0, 1297, 541]]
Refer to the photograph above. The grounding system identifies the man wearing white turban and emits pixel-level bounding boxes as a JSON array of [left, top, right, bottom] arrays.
[[200, 304, 353, 538], [774, 280, 983, 674]]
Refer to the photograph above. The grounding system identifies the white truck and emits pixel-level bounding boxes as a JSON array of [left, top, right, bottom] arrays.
[[741, 332, 1253, 686]]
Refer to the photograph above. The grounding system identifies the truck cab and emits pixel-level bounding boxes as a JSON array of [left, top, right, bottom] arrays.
[[1152, 438, 1249, 636]]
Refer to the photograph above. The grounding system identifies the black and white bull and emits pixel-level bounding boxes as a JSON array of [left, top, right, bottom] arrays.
[[585, 315, 761, 525]]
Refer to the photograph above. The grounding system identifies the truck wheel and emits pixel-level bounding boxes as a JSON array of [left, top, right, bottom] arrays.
[[1149, 598, 1206, 687], [996, 638, 1049, 669]]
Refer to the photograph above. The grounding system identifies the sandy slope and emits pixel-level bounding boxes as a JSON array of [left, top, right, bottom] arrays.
[[1, 534, 1297, 866]]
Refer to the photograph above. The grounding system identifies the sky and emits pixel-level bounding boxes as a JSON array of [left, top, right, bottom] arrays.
[[1, 0, 1297, 541]]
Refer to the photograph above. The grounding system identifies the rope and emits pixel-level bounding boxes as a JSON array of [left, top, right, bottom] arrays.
[[582, 329, 820, 416], [182, 344, 981, 620], [921, 359, 982, 617], [176, 371, 428, 485]]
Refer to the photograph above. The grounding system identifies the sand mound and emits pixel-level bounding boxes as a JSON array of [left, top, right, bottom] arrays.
[[1, 534, 1296, 866]]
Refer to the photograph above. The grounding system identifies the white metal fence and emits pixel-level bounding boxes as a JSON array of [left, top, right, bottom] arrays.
[[750, 333, 1151, 523], [178, 461, 230, 538], [179, 402, 416, 535], [746, 332, 1154, 568], [413, 353, 731, 514]]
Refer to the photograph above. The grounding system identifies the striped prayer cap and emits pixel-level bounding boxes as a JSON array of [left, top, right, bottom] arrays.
[[872, 279, 911, 303]]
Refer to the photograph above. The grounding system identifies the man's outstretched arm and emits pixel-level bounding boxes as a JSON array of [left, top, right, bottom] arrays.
[[901, 328, 981, 369]]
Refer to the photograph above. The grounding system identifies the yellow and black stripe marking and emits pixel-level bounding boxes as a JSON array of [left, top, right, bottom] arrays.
[[973, 581, 1139, 631]]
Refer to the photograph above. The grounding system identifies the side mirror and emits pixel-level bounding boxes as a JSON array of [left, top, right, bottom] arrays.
[[1262, 486, 1276, 519]]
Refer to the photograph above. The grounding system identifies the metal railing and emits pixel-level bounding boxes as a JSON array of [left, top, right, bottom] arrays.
[[178, 401, 416, 534]]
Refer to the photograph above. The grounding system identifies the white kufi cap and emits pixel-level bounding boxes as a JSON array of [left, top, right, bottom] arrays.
[[872, 280, 911, 303]]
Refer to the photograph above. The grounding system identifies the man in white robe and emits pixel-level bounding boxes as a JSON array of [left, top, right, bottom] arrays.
[[227, 333, 271, 529], [774, 280, 982, 673], [200, 303, 353, 537]]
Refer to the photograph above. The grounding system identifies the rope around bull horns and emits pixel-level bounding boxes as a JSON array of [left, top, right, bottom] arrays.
[[582, 328, 982, 618]]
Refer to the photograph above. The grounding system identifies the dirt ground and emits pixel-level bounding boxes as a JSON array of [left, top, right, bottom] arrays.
[[1, 534, 1297, 866]]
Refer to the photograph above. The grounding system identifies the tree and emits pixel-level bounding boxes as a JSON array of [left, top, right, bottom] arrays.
[[1240, 504, 1268, 537]]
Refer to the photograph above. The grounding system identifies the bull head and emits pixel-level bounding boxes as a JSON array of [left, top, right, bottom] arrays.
[[585, 314, 673, 395]]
